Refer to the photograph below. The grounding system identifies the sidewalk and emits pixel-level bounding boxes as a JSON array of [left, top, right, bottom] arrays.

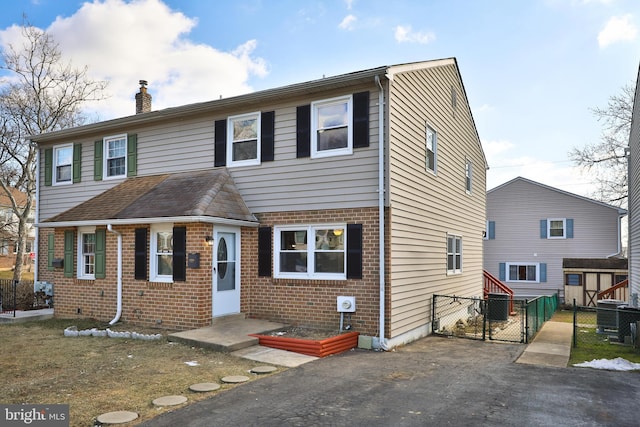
[[0, 308, 54, 323], [516, 320, 573, 367]]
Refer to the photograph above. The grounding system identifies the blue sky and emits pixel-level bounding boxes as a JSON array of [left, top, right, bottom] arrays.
[[1, 0, 639, 195]]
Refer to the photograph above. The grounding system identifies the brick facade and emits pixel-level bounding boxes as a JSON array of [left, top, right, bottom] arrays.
[[38, 207, 390, 336]]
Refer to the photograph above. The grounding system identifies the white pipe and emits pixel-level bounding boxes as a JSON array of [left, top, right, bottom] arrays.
[[33, 142, 40, 282], [375, 74, 388, 350], [106, 224, 122, 325], [606, 214, 624, 258]]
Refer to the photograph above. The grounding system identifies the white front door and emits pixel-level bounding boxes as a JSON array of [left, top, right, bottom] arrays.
[[212, 227, 240, 317]]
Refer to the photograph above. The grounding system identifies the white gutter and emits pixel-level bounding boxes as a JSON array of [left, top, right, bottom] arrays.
[[106, 224, 122, 325], [375, 74, 388, 350], [33, 143, 40, 282], [35, 215, 259, 229]]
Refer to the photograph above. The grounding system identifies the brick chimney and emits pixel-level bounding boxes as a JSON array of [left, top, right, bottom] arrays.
[[135, 80, 152, 114]]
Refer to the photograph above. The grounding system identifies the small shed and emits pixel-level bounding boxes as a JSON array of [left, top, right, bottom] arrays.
[[562, 258, 628, 306]]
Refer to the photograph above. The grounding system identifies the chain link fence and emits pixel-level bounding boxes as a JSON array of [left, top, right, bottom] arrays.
[[572, 301, 640, 348], [433, 294, 558, 344]]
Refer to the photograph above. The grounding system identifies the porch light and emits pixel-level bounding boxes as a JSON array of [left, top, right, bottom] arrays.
[[205, 236, 214, 246]]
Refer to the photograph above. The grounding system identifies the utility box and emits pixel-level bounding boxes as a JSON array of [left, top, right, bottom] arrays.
[[337, 296, 356, 312]]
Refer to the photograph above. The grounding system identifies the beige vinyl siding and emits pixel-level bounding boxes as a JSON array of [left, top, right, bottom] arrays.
[[629, 66, 640, 301], [387, 61, 486, 337], [484, 178, 623, 298], [38, 87, 380, 220]]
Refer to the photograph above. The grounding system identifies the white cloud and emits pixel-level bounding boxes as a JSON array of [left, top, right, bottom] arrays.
[[0, 0, 268, 120], [339, 14, 357, 31], [394, 25, 435, 44], [598, 14, 638, 48]]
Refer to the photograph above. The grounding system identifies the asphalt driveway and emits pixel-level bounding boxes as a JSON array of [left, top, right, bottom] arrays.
[[141, 336, 639, 427]]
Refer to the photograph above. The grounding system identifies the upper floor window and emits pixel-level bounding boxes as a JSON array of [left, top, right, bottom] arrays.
[[150, 224, 173, 282], [228, 112, 261, 167], [275, 225, 346, 279], [426, 124, 437, 173], [78, 227, 96, 279], [540, 218, 573, 239], [465, 159, 472, 193], [104, 134, 127, 179], [311, 95, 353, 158], [2, 209, 12, 222], [53, 144, 73, 185], [447, 234, 462, 274]]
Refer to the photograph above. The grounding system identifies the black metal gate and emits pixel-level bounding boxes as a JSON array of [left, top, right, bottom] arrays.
[[432, 294, 525, 343]]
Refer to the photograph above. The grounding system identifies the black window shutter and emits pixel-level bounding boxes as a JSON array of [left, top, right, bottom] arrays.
[[134, 228, 148, 280], [261, 111, 275, 162], [173, 226, 187, 281], [346, 224, 363, 279], [258, 227, 272, 277], [353, 91, 370, 148], [296, 105, 311, 158], [214, 120, 227, 167]]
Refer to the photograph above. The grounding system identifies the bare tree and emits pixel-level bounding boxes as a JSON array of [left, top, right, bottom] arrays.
[[0, 23, 107, 281], [569, 84, 634, 208]]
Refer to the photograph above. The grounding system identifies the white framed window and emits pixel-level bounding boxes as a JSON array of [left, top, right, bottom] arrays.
[[275, 224, 346, 280], [150, 224, 173, 282], [104, 134, 127, 179], [53, 144, 73, 185], [447, 234, 462, 274], [227, 112, 261, 167], [0, 239, 8, 256], [426, 124, 437, 173], [77, 226, 96, 279], [507, 263, 539, 282], [465, 159, 472, 193], [547, 218, 566, 239], [311, 95, 353, 158], [2, 209, 13, 222]]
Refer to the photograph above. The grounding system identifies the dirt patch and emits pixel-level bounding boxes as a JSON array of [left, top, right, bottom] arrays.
[[267, 326, 353, 340]]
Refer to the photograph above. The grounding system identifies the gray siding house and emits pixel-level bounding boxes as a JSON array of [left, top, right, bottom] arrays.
[[32, 58, 487, 349], [484, 177, 626, 300], [629, 63, 640, 304]]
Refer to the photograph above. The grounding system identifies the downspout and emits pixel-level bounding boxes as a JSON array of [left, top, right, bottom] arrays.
[[375, 74, 388, 350], [107, 224, 122, 325], [33, 142, 39, 282], [607, 214, 625, 258]]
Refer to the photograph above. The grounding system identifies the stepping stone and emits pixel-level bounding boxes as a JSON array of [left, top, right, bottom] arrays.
[[221, 375, 250, 383], [251, 365, 278, 374], [96, 411, 138, 424], [189, 382, 221, 392], [152, 395, 188, 407]]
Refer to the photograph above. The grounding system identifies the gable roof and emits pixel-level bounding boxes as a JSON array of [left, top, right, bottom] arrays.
[[488, 176, 627, 215], [40, 169, 257, 227], [0, 187, 29, 208]]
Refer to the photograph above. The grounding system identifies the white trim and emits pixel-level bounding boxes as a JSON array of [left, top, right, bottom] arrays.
[[311, 95, 353, 159], [274, 224, 347, 280], [426, 123, 437, 174], [446, 233, 462, 274], [103, 134, 128, 180], [150, 223, 174, 283], [77, 226, 96, 280], [505, 262, 540, 283], [227, 111, 261, 167], [547, 218, 566, 239], [52, 143, 73, 186], [36, 215, 260, 228]]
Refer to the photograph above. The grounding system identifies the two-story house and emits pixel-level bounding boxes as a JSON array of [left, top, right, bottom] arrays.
[[0, 189, 35, 271], [484, 177, 626, 303], [31, 58, 487, 349]]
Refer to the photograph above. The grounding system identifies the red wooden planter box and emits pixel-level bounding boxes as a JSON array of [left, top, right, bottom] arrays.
[[249, 331, 360, 357]]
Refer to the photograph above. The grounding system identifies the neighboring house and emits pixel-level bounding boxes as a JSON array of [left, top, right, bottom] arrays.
[[484, 177, 626, 301], [0, 189, 35, 270], [31, 58, 487, 349], [628, 63, 640, 306]]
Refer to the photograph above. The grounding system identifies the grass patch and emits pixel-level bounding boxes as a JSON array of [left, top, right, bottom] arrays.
[[553, 310, 640, 365], [0, 270, 34, 280], [0, 318, 283, 426]]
